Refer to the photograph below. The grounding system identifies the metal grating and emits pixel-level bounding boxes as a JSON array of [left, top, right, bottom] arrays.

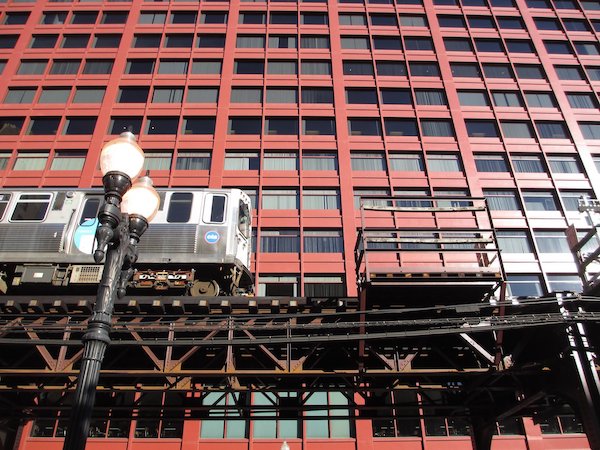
[[137, 225, 197, 254], [0, 224, 65, 252], [70, 265, 103, 283]]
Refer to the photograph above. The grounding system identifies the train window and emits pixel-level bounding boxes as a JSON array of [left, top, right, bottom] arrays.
[[80, 198, 101, 225], [0, 193, 11, 220], [239, 200, 250, 238], [11, 193, 52, 221], [210, 195, 226, 222], [167, 192, 193, 223]]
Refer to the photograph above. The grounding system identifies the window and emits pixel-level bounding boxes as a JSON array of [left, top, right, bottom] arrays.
[[235, 60, 264, 75], [567, 93, 598, 109], [110, 117, 143, 135], [41, 12, 67, 24], [497, 231, 533, 253], [302, 88, 333, 104], [525, 92, 557, 108], [347, 119, 381, 136], [158, 60, 189, 75], [146, 117, 178, 134], [498, 17, 524, 29], [580, 122, 600, 139], [370, 14, 397, 26], [507, 275, 543, 297], [265, 118, 298, 135], [341, 37, 370, 50], [61, 34, 90, 48], [421, 120, 454, 137], [475, 39, 504, 53], [171, 11, 197, 23], [444, 38, 473, 52], [483, 64, 513, 79], [0, 35, 18, 49], [576, 42, 600, 55], [231, 88, 262, 103], [339, 13, 367, 25], [269, 35, 297, 49], [303, 152, 337, 171], [225, 152, 259, 170], [376, 61, 406, 76], [562, 191, 591, 210], [30, 35, 58, 48], [400, 15, 427, 26], [0, 154, 10, 171], [405, 37, 433, 51], [143, 152, 172, 170], [11, 193, 52, 220], [126, 59, 155, 74], [556, 65, 584, 80], [201, 12, 227, 24], [409, 62, 440, 77], [466, 120, 499, 137], [475, 154, 509, 172], [258, 276, 299, 296], [507, 40, 535, 54], [262, 190, 299, 209], [346, 88, 377, 104], [118, 87, 149, 103], [535, 18, 561, 30], [199, 393, 247, 439], [83, 60, 113, 75], [304, 229, 343, 252], [343, 61, 374, 75], [267, 60, 296, 75], [265, 87, 296, 103], [173, 152, 210, 170], [71, 12, 97, 24], [564, 19, 590, 31], [373, 37, 402, 50], [0, 61, 5, 75], [73, 87, 106, 103], [427, 154, 462, 172], [139, 11, 166, 24], [451, 63, 481, 78], [94, 34, 121, 48], [415, 90, 447, 106], [351, 152, 386, 170], [50, 60, 81, 75], [545, 41, 573, 54], [301, 60, 331, 75], [182, 117, 216, 134], [228, 117, 262, 135], [536, 121, 569, 139], [458, 91, 490, 106], [548, 275, 582, 292], [63, 117, 96, 135], [270, 12, 297, 24], [240, 12, 265, 24], [237, 35, 265, 48], [354, 188, 391, 209], [501, 121, 535, 139], [197, 34, 226, 48], [523, 191, 558, 211], [438, 15, 466, 28], [102, 11, 128, 24], [305, 276, 346, 297], [515, 65, 545, 79], [0, 117, 24, 135], [380, 89, 411, 105], [302, 12, 328, 25], [535, 230, 569, 252], [549, 155, 581, 173], [28, 117, 60, 135], [484, 190, 520, 211], [300, 35, 329, 49], [152, 87, 184, 103], [192, 60, 221, 74], [384, 119, 418, 136], [303, 118, 335, 135], [4, 88, 36, 104], [512, 154, 545, 173], [305, 392, 351, 438], [167, 192, 192, 223], [303, 190, 340, 210], [13, 153, 49, 171], [51, 151, 86, 171], [264, 151, 298, 170], [469, 16, 495, 29], [187, 88, 219, 103], [389, 153, 424, 171], [133, 34, 161, 48]]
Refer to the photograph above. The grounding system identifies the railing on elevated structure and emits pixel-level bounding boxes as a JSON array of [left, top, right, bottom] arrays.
[[567, 197, 600, 296], [355, 195, 505, 305]]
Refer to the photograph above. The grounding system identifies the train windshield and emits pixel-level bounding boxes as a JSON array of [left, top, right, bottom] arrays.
[[167, 192, 193, 223], [11, 194, 52, 221], [0, 193, 10, 220], [80, 198, 101, 225], [238, 200, 250, 238]]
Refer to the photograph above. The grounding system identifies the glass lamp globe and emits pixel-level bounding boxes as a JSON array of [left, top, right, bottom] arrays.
[[100, 132, 145, 180], [121, 176, 160, 222]]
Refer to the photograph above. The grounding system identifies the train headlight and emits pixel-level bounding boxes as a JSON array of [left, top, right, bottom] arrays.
[[122, 176, 160, 222], [100, 131, 145, 180]]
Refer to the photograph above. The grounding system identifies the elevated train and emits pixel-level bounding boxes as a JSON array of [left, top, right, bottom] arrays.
[[0, 188, 253, 296]]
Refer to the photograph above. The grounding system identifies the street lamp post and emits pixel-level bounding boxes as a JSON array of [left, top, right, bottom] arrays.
[[63, 132, 159, 450]]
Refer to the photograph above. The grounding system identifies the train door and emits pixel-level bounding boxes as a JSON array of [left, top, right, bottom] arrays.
[[237, 199, 250, 267], [71, 195, 102, 254]]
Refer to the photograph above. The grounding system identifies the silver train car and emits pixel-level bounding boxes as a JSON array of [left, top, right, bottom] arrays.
[[0, 188, 253, 296]]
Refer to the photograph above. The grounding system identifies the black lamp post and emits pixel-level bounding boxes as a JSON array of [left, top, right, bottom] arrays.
[[63, 132, 160, 450]]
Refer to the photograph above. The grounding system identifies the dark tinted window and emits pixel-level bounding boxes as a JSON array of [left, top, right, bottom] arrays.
[[0, 117, 24, 135], [11, 194, 51, 221], [344, 61, 374, 75], [210, 195, 226, 222], [80, 198, 101, 224], [64, 117, 96, 135], [376, 61, 406, 76], [167, 192, 193, 223], [118, 87, 149, 103]]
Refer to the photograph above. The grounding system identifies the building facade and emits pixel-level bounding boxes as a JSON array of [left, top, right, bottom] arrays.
[[1, 0, 600, 446]]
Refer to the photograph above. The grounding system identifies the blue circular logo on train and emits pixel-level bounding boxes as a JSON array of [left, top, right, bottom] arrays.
[[204, 230, 220, 244]]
